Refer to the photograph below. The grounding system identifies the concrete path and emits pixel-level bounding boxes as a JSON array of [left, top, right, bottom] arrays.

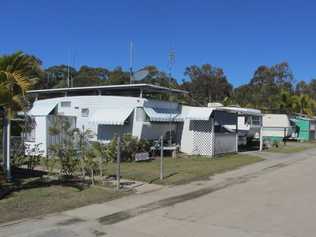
[[1, 148, 316, 237]]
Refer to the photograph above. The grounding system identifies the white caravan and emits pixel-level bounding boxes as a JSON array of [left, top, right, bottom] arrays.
[[25, 84, 185, 156], [262, 114, 293, 142]]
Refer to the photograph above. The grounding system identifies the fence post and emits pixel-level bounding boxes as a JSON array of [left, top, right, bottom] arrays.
[[116, 136, 121, 191], [160, 135, 164, 180]]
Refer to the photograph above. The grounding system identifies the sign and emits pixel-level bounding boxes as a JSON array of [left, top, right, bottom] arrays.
[[135, 152, 150, 162]]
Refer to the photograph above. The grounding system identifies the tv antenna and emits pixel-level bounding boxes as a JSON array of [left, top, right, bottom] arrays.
[[129, 41, 149, 83]]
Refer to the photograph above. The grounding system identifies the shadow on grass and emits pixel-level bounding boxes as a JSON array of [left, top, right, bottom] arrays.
[[238, 140, 261, 152], [148, 172, 178, 184], [0, 167, 88, 200]]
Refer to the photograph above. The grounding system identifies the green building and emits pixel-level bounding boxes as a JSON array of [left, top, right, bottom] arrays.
[[291, 116, 316, 142]]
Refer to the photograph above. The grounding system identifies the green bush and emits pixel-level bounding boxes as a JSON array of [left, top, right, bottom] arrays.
[[105, 134, 151, 162]]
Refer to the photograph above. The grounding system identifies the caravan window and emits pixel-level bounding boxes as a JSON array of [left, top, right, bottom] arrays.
[[61, 101, 71, 107], [252, 116, 261, 126], [81, 108, 89, 117]]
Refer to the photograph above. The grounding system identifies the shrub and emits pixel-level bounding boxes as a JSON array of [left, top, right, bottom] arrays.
[[105, 134, 151, 162]]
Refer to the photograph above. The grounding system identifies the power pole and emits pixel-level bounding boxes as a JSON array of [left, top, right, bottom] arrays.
[[129, 41, 134, 84], [160, 136, 164, 180], [168, 49, 176, 146]]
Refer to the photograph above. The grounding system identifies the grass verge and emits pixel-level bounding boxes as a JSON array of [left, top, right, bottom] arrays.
[[267, 142, 316, 153], [106, 154, 264, 185], [0, 180, 127, 224]]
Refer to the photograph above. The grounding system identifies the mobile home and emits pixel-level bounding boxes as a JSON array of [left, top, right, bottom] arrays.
[[25, 84, 185, 156]]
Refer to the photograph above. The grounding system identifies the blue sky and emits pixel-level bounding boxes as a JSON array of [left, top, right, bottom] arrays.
[[1, 0, 316, 86]]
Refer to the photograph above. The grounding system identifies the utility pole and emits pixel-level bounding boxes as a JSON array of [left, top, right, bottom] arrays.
[[168, 49, 175, 146], [129, 41, 134, 84], [160, 135, 164, 180]]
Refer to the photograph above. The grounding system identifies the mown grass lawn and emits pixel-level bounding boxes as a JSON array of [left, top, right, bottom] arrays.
[[0, 153, 263, 224], [0, 181, 127, 224], [267, 142, 316, 153], [106, 154, 264, 185]]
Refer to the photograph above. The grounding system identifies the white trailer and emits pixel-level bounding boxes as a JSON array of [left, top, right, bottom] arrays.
[[25, 84, 186, 156], [262, 114, 293, 142]]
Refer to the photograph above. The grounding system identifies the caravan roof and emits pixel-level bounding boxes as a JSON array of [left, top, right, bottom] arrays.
[[221, 106, 262, 116], [27, 83, 188, 99]]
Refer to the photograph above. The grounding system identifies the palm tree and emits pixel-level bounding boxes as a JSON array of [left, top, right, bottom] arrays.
[[292, 94, 316, 116], [0, 52, 41, 179]]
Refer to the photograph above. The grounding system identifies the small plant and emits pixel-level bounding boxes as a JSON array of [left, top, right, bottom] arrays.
[[91, 141, 109, 177], [48, 116, 79, 178], [41, 157, 58, 177], [272, 140, 280, 148]]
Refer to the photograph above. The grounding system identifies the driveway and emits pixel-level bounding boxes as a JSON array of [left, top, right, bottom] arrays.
[[1, 148, 316, 237]]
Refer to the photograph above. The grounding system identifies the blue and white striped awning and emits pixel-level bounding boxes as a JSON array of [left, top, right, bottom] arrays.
[[143, 107, 182, 122], [90, 107, 134, 125], [28, 101, 58, 116]]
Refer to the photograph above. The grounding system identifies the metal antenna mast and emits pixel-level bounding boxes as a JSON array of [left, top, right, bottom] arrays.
[[67, 50, 70, 88], [129, 41, 134, 84], [168, 48, 176, 146]]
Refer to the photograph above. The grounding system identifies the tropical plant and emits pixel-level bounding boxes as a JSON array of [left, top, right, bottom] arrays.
[[74, 125, 94, 180], [0, 51, 41, 178], [91, 141, 109, 177], [48, 116, 79, 177]]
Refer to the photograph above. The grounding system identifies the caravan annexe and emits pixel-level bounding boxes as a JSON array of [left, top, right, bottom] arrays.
[[25, 84, 239, 157], [208, 105, 262, 146]]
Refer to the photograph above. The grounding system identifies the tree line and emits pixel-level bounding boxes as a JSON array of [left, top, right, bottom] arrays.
[[3, 51, 316, 116]]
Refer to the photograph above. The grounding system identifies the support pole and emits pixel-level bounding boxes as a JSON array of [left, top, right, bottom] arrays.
[[6, 119, 11, 180], [2, 118, 7, 174], [236, 115, 239, 153], [259, 126, 263, 151], [116, 136, 121, 191], [160, 136, 164, 180]]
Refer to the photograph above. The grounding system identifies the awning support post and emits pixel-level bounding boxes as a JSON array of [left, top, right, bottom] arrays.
[[236, 114, 239, 153], [259, 126, 263, 151]]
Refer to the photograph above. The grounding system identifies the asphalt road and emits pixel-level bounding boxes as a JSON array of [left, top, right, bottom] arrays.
[[2, 149, 316, 237]]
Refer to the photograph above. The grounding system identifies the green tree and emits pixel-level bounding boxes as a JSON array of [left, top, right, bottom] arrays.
[[0, 51, 41, 178], [182, 64, 233, 106], [73, 66, 108, 87]]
